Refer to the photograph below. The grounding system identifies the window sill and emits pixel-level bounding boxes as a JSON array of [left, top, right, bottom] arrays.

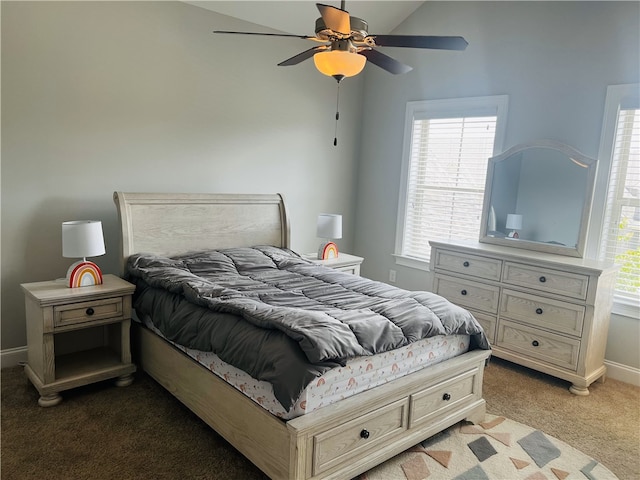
[[612, 295, 640, 320], [393, 254, 430, 271]]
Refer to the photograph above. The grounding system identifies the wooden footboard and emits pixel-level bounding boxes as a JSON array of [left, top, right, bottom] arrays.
[[133, 323, 490, 480]]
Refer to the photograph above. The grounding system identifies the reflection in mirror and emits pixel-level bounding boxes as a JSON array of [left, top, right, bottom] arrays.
[[480, 140, 597, 258]]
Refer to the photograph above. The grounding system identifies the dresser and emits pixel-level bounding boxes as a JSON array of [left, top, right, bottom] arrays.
[[430, 241, 617, 395]]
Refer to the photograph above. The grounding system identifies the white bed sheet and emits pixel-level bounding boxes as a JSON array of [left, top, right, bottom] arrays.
[[141, 316, 470, 420]]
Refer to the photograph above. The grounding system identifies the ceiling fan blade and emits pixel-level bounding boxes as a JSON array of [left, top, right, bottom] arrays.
[[316, 3, 351, 35], [214, 30, 318, 40], [368, 35, 468, 51], [278, 46, 327, 66], [359, 49, 412, 75]]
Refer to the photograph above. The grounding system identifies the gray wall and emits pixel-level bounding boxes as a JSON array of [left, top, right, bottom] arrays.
[[354, 2, 640, 368], [1, 1, 363, 351]]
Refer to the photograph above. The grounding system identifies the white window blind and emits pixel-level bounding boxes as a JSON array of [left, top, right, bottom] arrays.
[[599, 108, 640, 301], [402, 115, 498, 262]]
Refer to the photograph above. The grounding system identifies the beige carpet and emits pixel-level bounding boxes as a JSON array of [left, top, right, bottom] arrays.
[[1, 358, 638, 479]]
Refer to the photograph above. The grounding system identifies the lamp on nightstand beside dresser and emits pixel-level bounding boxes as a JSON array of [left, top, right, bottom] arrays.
[[21, 274, 137, 407]]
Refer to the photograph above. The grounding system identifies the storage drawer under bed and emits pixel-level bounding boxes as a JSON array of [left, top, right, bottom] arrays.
[[310, 361, 483, 476], [312, 398, 409, 475]]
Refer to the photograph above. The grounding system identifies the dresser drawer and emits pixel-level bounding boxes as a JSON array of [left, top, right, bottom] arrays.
[[434, 275, 500, 314], [469, 310, 497, 344], [500, 289, 585, 337], [54, 297, 124, 328], [434, 250, 502, 281], [496, 320, 580, 370], [503, 262, 589, 300], [312, 398, 409, 475], [409, 368, 479, 428]]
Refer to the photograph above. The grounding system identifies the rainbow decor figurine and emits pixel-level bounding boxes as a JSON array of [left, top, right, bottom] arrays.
[[318, 241, 339, 260], [62, 220, 106, 288], [66, 261, 104, 287]]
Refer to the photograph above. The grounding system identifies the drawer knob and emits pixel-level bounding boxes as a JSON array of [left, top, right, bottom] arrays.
[[463, 261, 470, 267], [461, 289, 467, 296], [535, 308, 543, 315], [442, 393, 451, 401], [86, 307, 95, 316], [532, 340, 540, 347], [539, 276, 546, 283], [360, 429, 370, 439]]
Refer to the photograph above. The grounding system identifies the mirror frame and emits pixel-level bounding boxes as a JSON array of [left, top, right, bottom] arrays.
[[479, 140, 597, 258]]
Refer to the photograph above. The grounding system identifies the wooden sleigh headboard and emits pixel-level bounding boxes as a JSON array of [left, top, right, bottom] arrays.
[[113, 192, 290, 275]]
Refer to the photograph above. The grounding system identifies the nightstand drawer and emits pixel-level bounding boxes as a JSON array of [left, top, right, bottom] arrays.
[[496, 320, 580, 371], [54, 297, 124, 328], [500, 289, 585, 337], [433, 274, 500, 314], [434, 250, 502, 281], [503, 262, 589, 300]]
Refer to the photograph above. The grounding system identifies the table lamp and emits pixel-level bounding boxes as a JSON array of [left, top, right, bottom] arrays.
[[506, 214, 523, 239], [317, 214, 342, 259], [62, 220, 106, 287]]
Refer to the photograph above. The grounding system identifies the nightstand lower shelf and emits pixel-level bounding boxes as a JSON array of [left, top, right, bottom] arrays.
[[25, 346, 136, 406]]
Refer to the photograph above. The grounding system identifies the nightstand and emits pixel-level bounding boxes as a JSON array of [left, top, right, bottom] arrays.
[[21, 274, 137, 407], [304, 252, 364, 275]]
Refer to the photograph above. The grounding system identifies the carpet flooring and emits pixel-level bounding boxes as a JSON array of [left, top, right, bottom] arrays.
[[1, 358, 638, 479]]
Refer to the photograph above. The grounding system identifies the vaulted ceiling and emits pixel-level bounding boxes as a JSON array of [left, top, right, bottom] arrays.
[[184, 1, 425, 35]]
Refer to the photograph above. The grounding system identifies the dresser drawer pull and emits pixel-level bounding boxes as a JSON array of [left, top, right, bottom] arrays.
[[360, 429, 370, 439], [461, 289, 467, 296], [539, 276, 546, 283], [86, 307, 95, 316], [442, 393, 451, 401], [463, 261, 470, 267], [532, 340, 540, 347], [535, 308, 543, 315]]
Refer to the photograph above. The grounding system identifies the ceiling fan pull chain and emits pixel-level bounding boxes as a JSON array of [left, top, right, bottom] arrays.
[[334, 82, 340, 146]]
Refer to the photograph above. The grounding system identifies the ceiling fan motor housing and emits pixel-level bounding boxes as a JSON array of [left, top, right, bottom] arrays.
[[314, 16, 368, 42]]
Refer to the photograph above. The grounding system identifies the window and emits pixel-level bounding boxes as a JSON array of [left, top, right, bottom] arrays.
[[593, 84, 640, 313], [395, 96, 508, 268], [600, 108, 640, 302]]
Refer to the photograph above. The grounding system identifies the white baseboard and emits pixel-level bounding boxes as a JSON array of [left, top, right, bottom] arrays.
[[604, 359, 640, 387], [1, 346, 27, 368], [2, 345, 639, 387]]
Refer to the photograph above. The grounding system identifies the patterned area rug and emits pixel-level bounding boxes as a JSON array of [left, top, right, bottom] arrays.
[[361, 414, 618, 480]]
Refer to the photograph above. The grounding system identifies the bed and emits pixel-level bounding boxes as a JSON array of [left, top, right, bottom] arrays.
[[114, 191, 491, 480]]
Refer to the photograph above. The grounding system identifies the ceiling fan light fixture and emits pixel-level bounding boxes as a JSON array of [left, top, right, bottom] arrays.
[[313, 50, 366, 80]]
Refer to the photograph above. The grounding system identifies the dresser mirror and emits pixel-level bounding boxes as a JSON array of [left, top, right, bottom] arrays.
[[479, 140, 597, 258]]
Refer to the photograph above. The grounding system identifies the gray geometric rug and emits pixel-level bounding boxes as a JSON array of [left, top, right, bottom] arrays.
[[360, 414, 618, 480]]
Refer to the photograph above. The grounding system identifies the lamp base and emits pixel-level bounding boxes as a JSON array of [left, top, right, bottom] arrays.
[[66, 261, 103, 288], [317, 242, 339, 260], [507, 231, 520, 239]]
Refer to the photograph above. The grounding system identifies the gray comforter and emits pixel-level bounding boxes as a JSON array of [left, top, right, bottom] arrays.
[[128, 246, 490, 410]]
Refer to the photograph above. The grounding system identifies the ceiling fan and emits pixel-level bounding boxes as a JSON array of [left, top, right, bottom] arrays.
[[214, 1, 468, 83]]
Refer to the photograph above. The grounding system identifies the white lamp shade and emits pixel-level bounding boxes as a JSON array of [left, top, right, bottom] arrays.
[[317, 214, 342, 239], [62, 220, 106, 258], [506, 214, 523, 230]]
